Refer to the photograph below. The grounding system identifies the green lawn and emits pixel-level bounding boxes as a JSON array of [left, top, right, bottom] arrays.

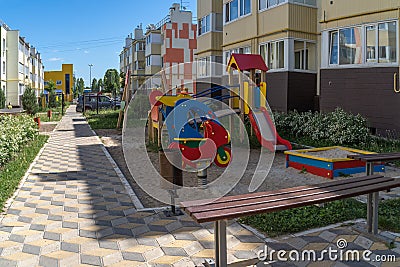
[[85, 109, 121, 129], [0, 135, 48, 211], [239, 198, 400, 237]]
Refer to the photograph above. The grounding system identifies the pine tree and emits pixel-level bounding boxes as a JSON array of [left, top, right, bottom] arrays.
[[22, 85, 38, 115]]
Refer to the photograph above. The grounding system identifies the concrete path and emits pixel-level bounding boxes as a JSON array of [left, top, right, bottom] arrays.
[[0, 106, 398, 267]]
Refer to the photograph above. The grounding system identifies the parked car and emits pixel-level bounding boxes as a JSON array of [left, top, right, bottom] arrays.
[[76, 94, 121, 112]]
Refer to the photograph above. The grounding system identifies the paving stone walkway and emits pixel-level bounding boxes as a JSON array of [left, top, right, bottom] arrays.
[[0, 106, 399, 267]]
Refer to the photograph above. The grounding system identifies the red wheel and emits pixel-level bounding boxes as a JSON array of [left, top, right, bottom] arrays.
[[214, 147, 231, 168]]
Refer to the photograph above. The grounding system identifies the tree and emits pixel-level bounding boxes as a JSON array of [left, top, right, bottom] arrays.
[[120, 72, 126, 88], [22, 85, 38, 115], [103, 69, 120, 97], [76, 78, 85, 96], [91, 78, 98, 92], [46, 80, 58, 108], [0, 88, 5, 109], [98, 78, 103, 92]]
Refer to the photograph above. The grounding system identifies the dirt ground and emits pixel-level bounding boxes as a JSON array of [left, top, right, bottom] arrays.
[[39, 122, 57, 134], [95, 129, 400, 208]]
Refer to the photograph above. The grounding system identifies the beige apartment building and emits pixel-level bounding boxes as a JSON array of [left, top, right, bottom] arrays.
[[0, 21, 44, 107], [120, 3, 197, 94], [197, 0, 400, 134]]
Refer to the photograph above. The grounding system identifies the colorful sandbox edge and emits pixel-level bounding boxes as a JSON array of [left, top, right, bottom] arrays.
[[285, 146, 385, 179]]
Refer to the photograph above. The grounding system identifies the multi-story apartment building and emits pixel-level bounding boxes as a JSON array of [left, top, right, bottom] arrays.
[[0, 21, 44, 107], [0, 21, 9, 105], [198, 0, 400, 134], [319, 0, 400, 134], [120, 3, 197, 94], [196, 0, 224, 89]]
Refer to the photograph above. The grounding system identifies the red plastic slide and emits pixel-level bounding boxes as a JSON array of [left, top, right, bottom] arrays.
[[248, 107, 292, 151]]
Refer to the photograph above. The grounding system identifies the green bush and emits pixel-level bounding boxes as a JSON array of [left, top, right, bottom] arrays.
[[22, 86, 39, 115], [274, 108, 371, 147], [0, 115, 38, 167], [0, 88, 5, 109]]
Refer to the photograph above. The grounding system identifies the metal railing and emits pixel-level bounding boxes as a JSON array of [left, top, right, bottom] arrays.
[[155, 15, 171, 30]]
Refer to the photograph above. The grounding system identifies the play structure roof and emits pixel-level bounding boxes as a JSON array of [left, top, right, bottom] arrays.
[[227, 53, 269, 72]]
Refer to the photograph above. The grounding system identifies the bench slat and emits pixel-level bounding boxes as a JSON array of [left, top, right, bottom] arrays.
[[185, 176, 391, 214], [187, 179, 400, 223], [181, 175, 383, 208], [348, 152, 400, 162]]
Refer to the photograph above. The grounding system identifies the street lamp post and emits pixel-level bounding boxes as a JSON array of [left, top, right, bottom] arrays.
[[88, 64, 93, 91]]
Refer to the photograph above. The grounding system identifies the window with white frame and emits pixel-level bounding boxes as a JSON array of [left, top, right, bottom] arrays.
[[294, 40, 316, 70], [197, 57, 210, 77], [135, 42, 145, 51], [2, 62, 5, 74], [198, 15, 211, 36], [260, 41, 285, 69], [146, 56, 151, 66], [225, 0, 251, 23], [223, 46, 251, 67], [259, 0, 316, 11], [328, 21, 397, 66]]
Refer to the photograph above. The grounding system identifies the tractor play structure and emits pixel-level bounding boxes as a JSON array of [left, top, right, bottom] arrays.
[[148, 54, 292, 169]]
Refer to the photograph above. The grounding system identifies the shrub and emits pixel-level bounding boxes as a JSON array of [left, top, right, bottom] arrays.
[[0, 88, 5, 109], [22, 85, 38, 115], [0, 115, 38, 167], [273, 108, 371, 147]]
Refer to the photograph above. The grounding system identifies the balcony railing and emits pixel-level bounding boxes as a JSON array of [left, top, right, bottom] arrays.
[[155, 15, 171, 30]]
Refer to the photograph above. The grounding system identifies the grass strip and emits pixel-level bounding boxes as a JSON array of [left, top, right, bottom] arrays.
[[0, 134, 48, 211]]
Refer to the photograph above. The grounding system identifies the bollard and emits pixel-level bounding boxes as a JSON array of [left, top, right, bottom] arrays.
[[159, 149, 183, 216]]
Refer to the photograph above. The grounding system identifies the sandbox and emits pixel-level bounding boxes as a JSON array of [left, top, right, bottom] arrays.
[[285, 146, 385, 179]]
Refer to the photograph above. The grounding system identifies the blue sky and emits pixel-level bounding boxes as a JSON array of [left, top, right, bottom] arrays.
[[0, 0, 197, 86]]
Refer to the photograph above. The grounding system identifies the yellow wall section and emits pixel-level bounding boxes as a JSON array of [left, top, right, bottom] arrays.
[[44, 64, 74, 101]]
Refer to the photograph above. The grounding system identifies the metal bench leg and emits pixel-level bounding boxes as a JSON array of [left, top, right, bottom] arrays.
[[366, 162, 374, 233], [367, 193, 373, 233], [215, 220, 227, 267], [372, 192, 379, 234]]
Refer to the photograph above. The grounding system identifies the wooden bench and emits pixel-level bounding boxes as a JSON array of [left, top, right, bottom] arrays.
[[181, 175, 400, 267]]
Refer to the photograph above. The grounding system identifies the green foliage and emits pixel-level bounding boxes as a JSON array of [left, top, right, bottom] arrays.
[[0, 88, 5, 109], [85, 109, 120, 129], [45, 80, 59, 109], [22, 85, 39, 115], [239, 199, 366, 237], [274, 108, 371, 147], [103, 69, 120, 97], [75, 78, 85, 97], [0, 135, 48, 211], [91, 78, 98, 93], [378, 198, 400, 233], [98, 78, 103, 91], [0, 115, 39, 167]]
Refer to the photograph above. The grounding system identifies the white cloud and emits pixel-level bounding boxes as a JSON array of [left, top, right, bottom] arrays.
[[47, 57, 63, 62], [84, 50, 89, 54]]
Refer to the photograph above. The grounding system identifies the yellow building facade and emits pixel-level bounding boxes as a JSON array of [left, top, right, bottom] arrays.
[[44, 64, 73, 101]]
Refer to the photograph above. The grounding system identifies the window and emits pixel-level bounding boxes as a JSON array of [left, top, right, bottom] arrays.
[[240, 0, 251, 16], [2, 62, 5, 74], [260, 41, 285, 69], [146, 56, 151, 66], [378, 21, 397, 63], [56, 80, 62, 86], [2, 38, 5, 51], [225, 0, 250, 23], [329, 27, 362, 65], [259, 0, 315, 11], [328, 21, 397, 66], [197, 57, 210, 77], [198, 15, 211, 35], [135, 42, 145, 51]]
